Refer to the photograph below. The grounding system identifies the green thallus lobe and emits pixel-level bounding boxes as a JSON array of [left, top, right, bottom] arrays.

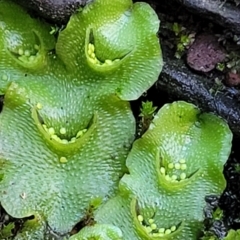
[[94, 101, 232, 239], [0, 0, 162, 236]]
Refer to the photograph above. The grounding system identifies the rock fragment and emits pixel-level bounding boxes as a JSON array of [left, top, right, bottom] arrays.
[[225, 72, 240, 86], [187, 34, 226, 72], [12, 0, 92, 23]]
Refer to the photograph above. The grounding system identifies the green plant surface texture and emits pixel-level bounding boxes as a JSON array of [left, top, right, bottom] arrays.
[[0, 0, 162, 235], [224, 229, 240, 240], [94, 101, 233, 240], [0, 82, 134, 233], [69, 224, 123, 240], [56, 0, 162, 100], [0, 0, 162, 100], [0, 1, 56, 93]]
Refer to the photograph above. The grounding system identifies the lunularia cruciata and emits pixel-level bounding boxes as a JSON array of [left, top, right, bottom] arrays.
[[0, 0, 232, 239]]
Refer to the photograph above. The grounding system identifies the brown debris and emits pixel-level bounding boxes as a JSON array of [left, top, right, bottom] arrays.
[[225, 72, 240, 86], [187, 34, 226, 72]]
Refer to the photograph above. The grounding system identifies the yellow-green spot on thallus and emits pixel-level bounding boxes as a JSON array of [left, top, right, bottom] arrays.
[[60, 157, 68, 163]]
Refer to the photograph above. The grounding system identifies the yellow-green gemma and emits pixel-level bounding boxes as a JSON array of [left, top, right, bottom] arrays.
[[42, 124, 48, 132], [24, 50, 31, 56], [175, 163, 181, 169], [48, 127, 55, 135], [137, 215, 144, 222], [51, 134, 61, 142], [151, 223, 157, 230], [91, 52, 95, 59], [168, 162, 174, 169], [88, 43, 95, 52], [148, 218, 154, 224], [160, 167, 165, 174], [171, 226, 177, 231], [77, 130, 83, 138], [89, 57, 97, 64], [60, 127, 66, 135], [29, 56, 35, 62], [18, 48, 24, 55], [158, 228, 165, 233], [145, 226, 152, 233], [77, 129, 87, 138], [181, 163, 187, 170], [165, 175, 171, 181], [165, 229, 171, 235], [34, 44, 39, 50], [87, 49, 92, 55], [36, 103, 42, 110], [180, 172, 187, 180], [105, 59, 113, 65], [152, 233, 161, 237], [171, 175, 178, 181], [179, 159, 186, 164], [60, 157, 67, 163], [61, 139, 69, 144]]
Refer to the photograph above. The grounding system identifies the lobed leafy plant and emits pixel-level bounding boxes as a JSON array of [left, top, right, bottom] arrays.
[[90, 101, 232, 240], [0, 0, 233, 239], [0, 0, 161, 236]]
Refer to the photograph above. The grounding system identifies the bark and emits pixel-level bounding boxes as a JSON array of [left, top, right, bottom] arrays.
[[175, 0, 240, 35]]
